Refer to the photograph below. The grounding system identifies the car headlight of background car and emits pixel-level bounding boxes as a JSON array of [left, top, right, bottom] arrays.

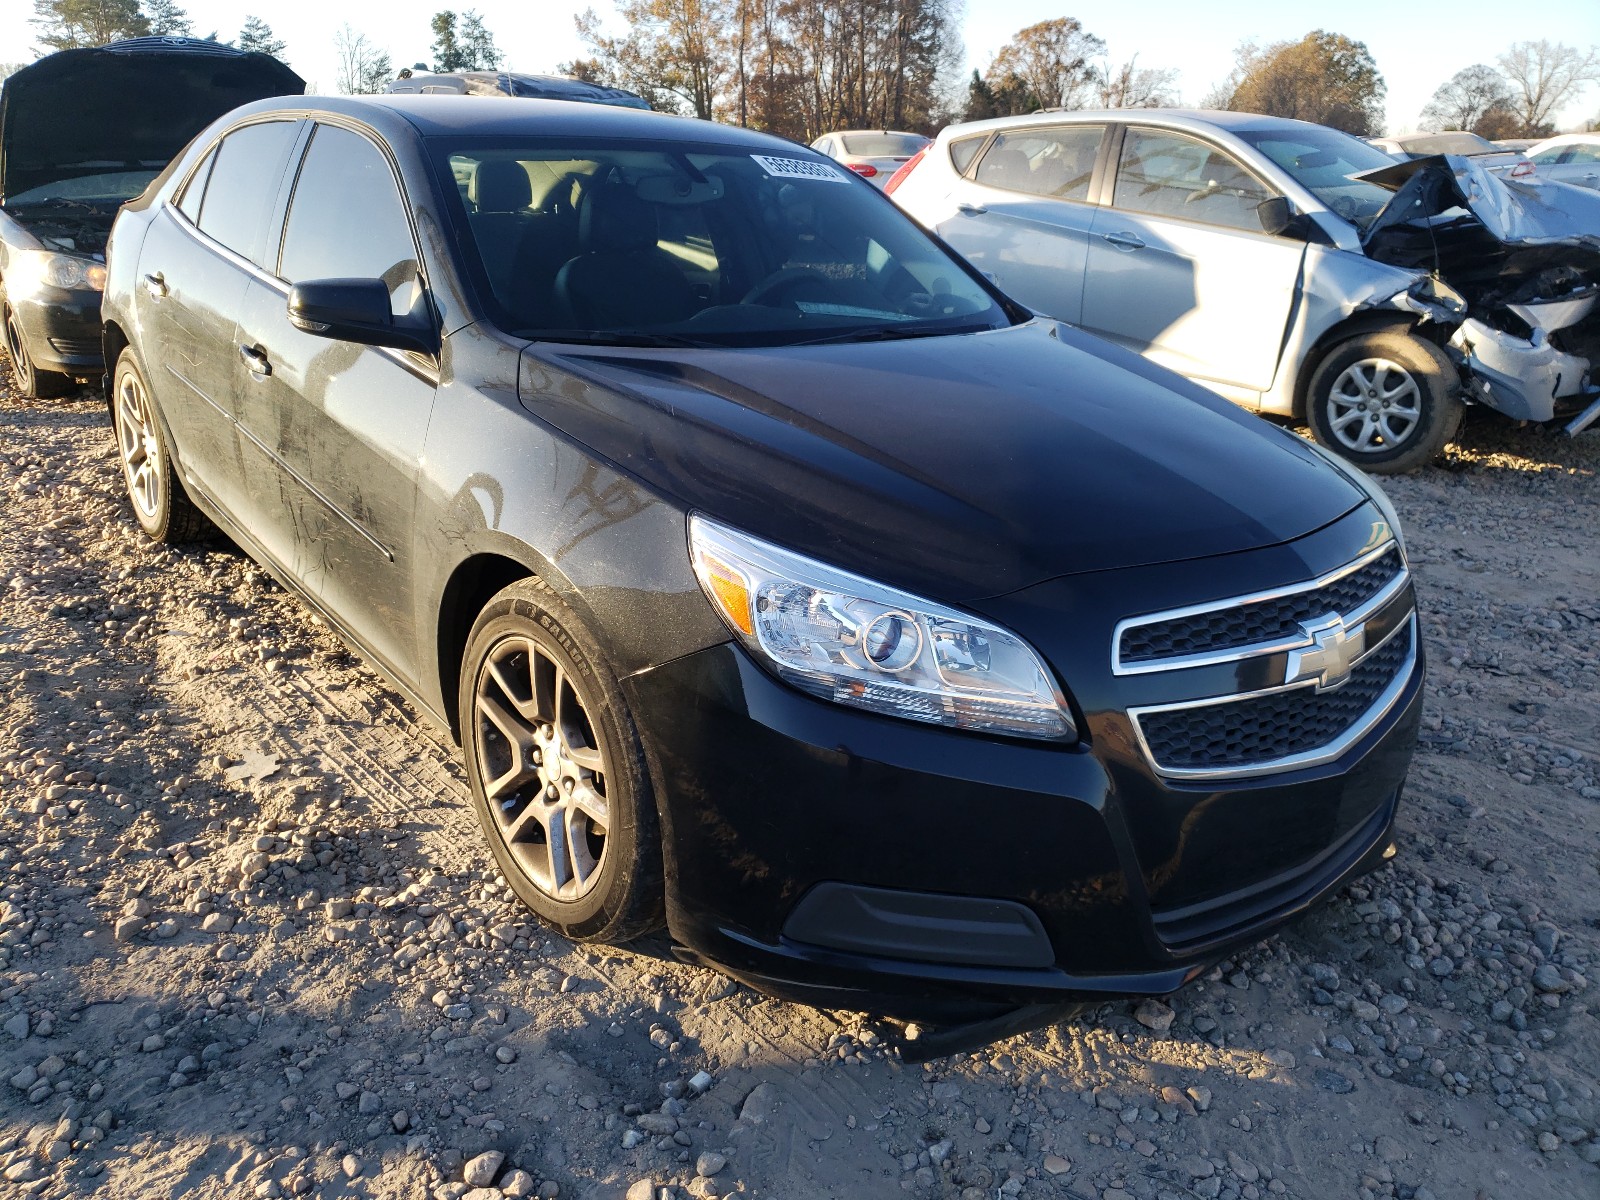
[[689, 514, 1076, 740], [5, 249, 107, 297]]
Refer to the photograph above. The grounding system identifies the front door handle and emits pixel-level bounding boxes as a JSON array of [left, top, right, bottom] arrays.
[[142, 272, 167, 299], [1103, 232, 1147, 251], [956, 201, 988, 215], [238, 343, 272, 377]]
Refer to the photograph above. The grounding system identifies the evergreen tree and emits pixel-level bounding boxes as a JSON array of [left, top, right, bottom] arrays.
[[237, 15, 287, 59], [30, 0, 150, 52], [143, 0, 191, 37]]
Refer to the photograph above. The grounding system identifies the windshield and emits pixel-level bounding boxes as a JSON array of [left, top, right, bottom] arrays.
[[841, 132, 929, 158], [1235, 127, 1398, 233], [435, 137, 1012, 346], [6, 169, 159, 208]]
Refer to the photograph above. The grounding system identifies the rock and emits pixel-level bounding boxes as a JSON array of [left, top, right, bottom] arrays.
[[358, 1090, 381, 1115], [341, 1155, 362, 1179], [625, 1182, 655, 1200], [392, 1111, 410, 1132], [3, 1013, 28, 1039], [1374, 1136, 1406, 1163], [1134, 1000, 1175, 1033], [688, 1070, 714, 1094], [1182, 1156, 1216, 1179], [695, 1151, 726, 1177], [1227, 1151, 1258, 1182], [1042, 1154, 1071, 1175], [500, 1169, 536, 1197], [1532, 964, 1569, 994], [1538, 1132, 1562, 1153], [463, 1150, 504, 1187], [141, 1033, 165, 1053], [1263, 1049, 1296, 1069], [636, 1113, 678, 1135], [462, 1191, 501, 1200], [201, 913, 234, 933], [10, 1065, 38, 1090], [1186, 1086, 1212, 1112], [495, 1046, 517, 1064], [1315, 1069, 1354, 1094]]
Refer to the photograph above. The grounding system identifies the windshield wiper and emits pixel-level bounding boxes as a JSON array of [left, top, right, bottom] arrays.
[[787, 322, 993, 347], [524, 329, 721, 349]]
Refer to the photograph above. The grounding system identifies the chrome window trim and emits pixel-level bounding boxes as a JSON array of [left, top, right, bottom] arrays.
[[1112, 539, 1404, 676], [1128, 613, 1417, 781]]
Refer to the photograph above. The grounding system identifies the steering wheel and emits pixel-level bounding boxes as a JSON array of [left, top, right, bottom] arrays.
[[741, 267, 841, 308]]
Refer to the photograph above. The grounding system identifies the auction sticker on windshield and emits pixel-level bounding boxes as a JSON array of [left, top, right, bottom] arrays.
[[752, 155, 848, 182]]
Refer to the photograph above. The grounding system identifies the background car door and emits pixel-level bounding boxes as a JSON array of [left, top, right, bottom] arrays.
[[935, 125, 1106, 325], [231, 122, 437, 685], [135, 119, 301, 517], [1081, 126, 1306, 397], [1534, 144, 1600, 190]]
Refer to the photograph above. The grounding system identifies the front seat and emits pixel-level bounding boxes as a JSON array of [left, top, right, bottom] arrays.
[[470, 160, 535, 294], [554, 182, 700, 328]]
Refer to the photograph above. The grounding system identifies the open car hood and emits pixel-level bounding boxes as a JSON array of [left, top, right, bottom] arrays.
[[1358, 153, 1600, 257], [0, 37, 303, 203]]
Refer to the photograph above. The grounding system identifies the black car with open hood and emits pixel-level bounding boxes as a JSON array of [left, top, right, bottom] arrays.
[[0, 37, 303, 396]]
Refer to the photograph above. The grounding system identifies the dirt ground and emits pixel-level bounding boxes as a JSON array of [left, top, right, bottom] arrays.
[[0, 372, 1596, 1200]]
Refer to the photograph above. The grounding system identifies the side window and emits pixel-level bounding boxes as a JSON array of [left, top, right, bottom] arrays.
[[176, 146, 216, 223], [195, 121, 299, 266], [1529, 148, 1565, 166], [973, 126, 1103, 202], [1114, 128, 1276, 232], [948, 136, 986, 176], [278, 125, 421, 317], [1566, 146, 1600, 164]]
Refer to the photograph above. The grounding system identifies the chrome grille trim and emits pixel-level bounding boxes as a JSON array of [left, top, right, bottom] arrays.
[[1128, 613, 1418, 781], [1112, 540, 1406, 676]]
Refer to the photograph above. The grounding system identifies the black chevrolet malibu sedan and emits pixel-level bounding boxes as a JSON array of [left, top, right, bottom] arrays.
[[102, 95, 1420, 1049]]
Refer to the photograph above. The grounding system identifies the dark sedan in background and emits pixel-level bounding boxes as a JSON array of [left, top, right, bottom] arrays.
[[101, 95, 1420, 1051], [0, 36, 301, 396]]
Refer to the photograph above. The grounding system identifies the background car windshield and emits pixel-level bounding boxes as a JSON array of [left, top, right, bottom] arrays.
[[841, 133, 928, 157], [1398, 132, 1500, 156], [1235, 128, 1398, 232], [6, 169, 160, 207], [435, 138, 1010, 345]]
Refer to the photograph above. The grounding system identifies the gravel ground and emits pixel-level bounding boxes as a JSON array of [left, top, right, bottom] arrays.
[[0, 372, 1596, 1200]]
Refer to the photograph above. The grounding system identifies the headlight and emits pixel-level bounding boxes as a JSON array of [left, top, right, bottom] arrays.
[[688, 515, 1076, 741], [1301, 437, 1407, 558], [6, 250, 107, 297]]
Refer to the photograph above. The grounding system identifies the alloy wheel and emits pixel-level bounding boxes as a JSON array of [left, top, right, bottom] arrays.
[[115, 367, 164, 519], [473, 635, 611, 902], [1324, 358, 1423, 453]]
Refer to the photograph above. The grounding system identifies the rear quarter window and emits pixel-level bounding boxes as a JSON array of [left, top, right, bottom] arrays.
[[949, 136, 985, 176]]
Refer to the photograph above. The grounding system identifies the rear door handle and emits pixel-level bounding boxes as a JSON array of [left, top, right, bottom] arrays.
[[238, 343, 272, 377], [1103, 232, 1146, 251], [956, 201, 988, 215], [142, 272, 167, 299]]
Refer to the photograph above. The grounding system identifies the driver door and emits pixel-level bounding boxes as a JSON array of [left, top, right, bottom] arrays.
[[1081, 126, 1306, 398]]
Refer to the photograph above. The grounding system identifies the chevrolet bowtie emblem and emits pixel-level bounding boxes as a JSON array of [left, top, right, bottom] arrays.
[[1284, 614, 1365, 692]]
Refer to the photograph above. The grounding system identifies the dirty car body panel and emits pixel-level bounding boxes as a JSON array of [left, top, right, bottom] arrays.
[[103, 96, 1420, 1024]]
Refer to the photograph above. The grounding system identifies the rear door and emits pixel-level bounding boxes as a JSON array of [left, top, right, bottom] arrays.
[[1537, 144, 1600, 190], [135, 119, 302, 519], [935, 124, 1106, 324], [230, 121, 438, 684], [1081, 125, 1306, 397]]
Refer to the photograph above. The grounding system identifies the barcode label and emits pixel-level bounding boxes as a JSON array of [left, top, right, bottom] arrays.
[[751, 155, 848, 183]]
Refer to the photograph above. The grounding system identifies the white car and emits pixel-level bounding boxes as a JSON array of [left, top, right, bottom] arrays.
[[1526, 133, 1600, 191], [810, 130, 929, 189], [1366, 131, 1532, 176], [889, 109, 1600, 470]]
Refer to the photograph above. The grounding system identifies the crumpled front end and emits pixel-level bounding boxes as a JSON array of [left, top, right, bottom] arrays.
[[1358, 155, 1600, 428]]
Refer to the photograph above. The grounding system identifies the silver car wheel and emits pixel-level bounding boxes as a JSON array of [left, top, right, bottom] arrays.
[[473, 635, 611, 902], [114, 367, 164, 519], [1325, 358, 1423, 453]]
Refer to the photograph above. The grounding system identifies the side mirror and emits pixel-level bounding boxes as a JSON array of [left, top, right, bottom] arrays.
[[287, 278, 437, 356], [1256, 195, 1293, 236]]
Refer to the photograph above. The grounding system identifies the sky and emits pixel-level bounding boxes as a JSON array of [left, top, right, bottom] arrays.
[[1, 0, 1598, 133]]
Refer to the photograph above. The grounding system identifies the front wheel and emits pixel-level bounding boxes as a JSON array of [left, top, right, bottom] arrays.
[[3, 299, 72, 399], [458, 577, 663, 943], [1306, 331, 1462, 474]]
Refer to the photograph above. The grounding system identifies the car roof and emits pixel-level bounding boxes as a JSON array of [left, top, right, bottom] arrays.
[[936, 107, 1338, 141], [215, 93, 798, 150]]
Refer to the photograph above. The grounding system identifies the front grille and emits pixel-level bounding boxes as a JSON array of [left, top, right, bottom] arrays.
[[1136, 621, 1413, 773], [47, 337, 100, 358], [1119, 546, 1403, 666]]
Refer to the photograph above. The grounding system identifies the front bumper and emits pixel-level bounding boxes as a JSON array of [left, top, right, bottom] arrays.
[[8, 288, 103, 377], [1451, 317, 1594, 423], [627, 629, 1419, 1022]]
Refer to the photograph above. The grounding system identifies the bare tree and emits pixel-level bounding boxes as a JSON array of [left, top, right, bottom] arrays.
[[1094, 54, 1178, 109], [1418, 64, 1515, 132], [1498, 40, 1600, 136], [334, 25, 392, 95]]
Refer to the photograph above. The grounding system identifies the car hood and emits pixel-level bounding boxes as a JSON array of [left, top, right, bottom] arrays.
[[1359, 153, 1600, 258], [0, 39, 304, 203], [518, 321, 1366, 602]]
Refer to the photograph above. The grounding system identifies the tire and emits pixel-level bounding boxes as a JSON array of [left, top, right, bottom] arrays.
[[1306, 331, 1462, 474], [110, 350, 213, 543], [2, 298, 72, 399], [458, 577, 664, 943]]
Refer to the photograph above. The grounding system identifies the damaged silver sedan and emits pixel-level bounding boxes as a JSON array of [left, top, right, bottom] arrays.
[[890, 111, 1600, 472]]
